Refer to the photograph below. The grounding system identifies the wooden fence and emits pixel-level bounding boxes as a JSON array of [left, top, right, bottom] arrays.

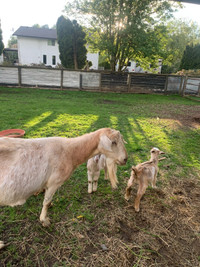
[[0, 65, 200, 96]]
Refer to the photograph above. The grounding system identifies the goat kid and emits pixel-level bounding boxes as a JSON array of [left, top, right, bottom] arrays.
[[125, 147, 165, 212], [87, 154, 117, 193], [0, 128, 128, 249]]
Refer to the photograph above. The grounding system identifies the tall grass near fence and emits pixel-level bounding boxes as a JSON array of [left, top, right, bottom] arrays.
[[0, 87, 200, 266]]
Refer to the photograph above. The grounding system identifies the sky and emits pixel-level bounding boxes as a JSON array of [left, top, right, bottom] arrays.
[[1, 1, 200, 47]]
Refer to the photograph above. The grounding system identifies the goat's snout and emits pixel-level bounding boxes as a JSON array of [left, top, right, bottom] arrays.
[[124, 157, 128, 164], [119, 157, 128, 165]]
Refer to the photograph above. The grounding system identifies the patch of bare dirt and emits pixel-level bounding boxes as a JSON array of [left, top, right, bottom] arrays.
[[151, 104, 200, 128], [75, 178, 200, 267], [1, 178, 200, 266]]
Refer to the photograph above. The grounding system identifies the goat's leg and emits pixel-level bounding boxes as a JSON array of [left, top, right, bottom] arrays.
[[93, 171, 100, 192], [134, 182, 148, 212], [104, 164, 109, 180], [124, 174, 135, 201], [40, 185, 60, 227], [152, 169, 158, 188], [87, 171, 93, 194]]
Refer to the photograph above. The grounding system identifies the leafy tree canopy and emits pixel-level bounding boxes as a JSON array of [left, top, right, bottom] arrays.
[[180, 43, 200, 70], [161, 19, 200, 73], [32, 24, 50, 28], [64, 0, 180, 71], [8, 36, 17, 48]]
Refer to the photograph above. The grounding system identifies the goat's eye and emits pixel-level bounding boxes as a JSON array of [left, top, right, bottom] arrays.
[[112, 141, 117, 145]]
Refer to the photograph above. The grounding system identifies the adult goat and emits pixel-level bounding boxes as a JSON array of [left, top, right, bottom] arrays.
[[0, 128, 128, 249]]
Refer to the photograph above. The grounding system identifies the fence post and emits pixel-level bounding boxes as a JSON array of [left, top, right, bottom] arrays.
[[181, 75, 188, 96], [127, 73, 131, 92], [79, 73, 82, 90], [18, 66, 22, 86], [60, 69, 63, 90], [198, 82, 200, 97], [99, 72, 102, 91], [178, 76, 184, 95]]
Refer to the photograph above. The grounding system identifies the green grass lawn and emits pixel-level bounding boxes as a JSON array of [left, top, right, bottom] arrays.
[[0, 87, 200, 266]]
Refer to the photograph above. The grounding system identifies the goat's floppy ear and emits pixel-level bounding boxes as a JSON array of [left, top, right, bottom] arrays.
[[99, 135, 112, 152], [112, 130, 127, 144]]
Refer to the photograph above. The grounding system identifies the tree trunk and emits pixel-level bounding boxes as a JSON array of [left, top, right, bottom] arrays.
[[73, 29, 78, 70], [73, 50, 78, 70], [110, 55, 117, 71]]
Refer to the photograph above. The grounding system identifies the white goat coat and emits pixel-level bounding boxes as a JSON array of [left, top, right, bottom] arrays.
[[87, 154, 107, 174], [0, 137, 67, 206]]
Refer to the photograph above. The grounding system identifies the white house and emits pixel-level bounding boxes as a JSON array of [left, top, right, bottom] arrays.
[[13, 26, 99, 69], [116, 60, 162, 73]]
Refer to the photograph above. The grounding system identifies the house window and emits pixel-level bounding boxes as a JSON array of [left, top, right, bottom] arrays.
[[52, 56, 56, 65], [127, 61, 131, 67], [48, 40, 55, 46], [43, 55, 47, 64]]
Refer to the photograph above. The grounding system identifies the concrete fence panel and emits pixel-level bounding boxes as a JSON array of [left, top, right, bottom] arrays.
[[0, 67, 18, 85], [22, 68, 61, 87], [82, 72, 100, 89], [63, 71, 80, 88]]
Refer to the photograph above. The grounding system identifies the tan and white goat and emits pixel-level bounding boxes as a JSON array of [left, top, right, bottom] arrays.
[[0, 128, 128, 249], [125, 147, 165, 212], [87, 154, 114, 193]]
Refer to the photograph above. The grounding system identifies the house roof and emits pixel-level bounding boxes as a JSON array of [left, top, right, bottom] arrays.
[[13, 26, 57, 40], [173, 0, 200, 3]]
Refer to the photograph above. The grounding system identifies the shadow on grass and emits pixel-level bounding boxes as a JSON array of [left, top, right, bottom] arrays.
[[0, 87, 198, 171]]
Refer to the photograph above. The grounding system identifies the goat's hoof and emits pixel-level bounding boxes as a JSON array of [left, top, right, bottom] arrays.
[[135, 207, 140, 212], [111, 184, 118, 189], [41, 218, 51, 227], [88, 190, 92, 194], [124, 194, 130, 201], [0, 241, 5, 249]]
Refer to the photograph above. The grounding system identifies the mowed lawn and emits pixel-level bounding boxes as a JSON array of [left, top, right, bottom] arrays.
[[0, 87, 200, 266]]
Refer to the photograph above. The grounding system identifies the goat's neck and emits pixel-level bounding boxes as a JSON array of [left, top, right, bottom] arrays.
[[150, 155, 158, 164], [69, 130, 101, 167]]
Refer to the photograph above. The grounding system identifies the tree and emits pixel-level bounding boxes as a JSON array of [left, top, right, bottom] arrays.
[[32, 24, 49, 28], [56, 16, 87, 69], [0, 25, 4, 56], [180, 44, 200, 70], [65, 0, 179, 71], [161, 19, 200, 73], [8, 36, 17, 48]]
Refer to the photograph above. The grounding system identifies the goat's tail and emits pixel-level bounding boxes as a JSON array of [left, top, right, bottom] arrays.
[[127, 166, 137, 188]]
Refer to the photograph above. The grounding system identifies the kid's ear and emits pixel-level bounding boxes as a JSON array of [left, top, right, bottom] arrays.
[[99, 135, 112, 152], [123, 138, 127, 144]]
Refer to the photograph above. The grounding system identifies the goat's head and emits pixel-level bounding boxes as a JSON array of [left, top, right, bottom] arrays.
[[93, 154, 100, 164], [98, 129, 128, 166], [150, 147, 165, 159]]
